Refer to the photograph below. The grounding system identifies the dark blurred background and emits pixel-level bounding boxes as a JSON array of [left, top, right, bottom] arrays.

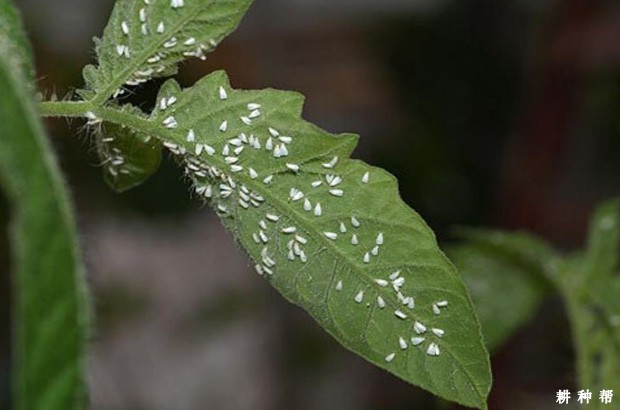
[[1, 0, 620, 409]]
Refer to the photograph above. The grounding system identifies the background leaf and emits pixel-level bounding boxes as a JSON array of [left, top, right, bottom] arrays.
[[454, 228, 561, 283], [559, 200, 620, 404], [80, 0, 254, 103], [0, 1, 90, 409], [448, 242, 549, 352], [0, 0, 33, 82], [96, 70, 492, 408]]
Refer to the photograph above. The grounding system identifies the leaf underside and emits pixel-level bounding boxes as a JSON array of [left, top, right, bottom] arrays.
[[84, 0, 253, 193], [0, 1, 90, 409], [141, 71, 489, 408], [80, 0, 253, 103], [96, 121, 163, 193]]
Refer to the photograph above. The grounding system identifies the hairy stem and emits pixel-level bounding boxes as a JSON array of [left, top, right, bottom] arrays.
[[566, 296, 593, 389], [39, 101, 93, 118], [40, 100, 155, 133]]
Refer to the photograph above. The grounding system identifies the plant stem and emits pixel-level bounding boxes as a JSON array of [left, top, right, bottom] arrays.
[[565, 296, 592, 388], [39, 101, 93, 118], [559, 269, 603, 409], [39, 100, 156, 134]]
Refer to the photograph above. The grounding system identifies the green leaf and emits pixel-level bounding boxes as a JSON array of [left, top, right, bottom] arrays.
[[560, 257, 620, 406], [0, 0, 34, 82], [80, 0, 254, 103], [0, 2, 90, 409], [127, 70, 491, 408], [561, 200, 620, 401], [96, 120, 163, 193], [455, 228, 561, 285], [449, 229, 559, 351], [448, 243, 548, 352]]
